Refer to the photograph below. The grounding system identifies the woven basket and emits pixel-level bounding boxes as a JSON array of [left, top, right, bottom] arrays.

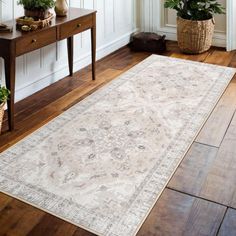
[[177, 17, 215, 54], [16, 13, 54, 30], [0, 103, 5, 134]]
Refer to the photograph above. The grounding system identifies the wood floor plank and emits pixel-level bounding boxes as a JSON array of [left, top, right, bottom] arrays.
[[0, 199, 45, 236], [227, 50, 236, 68], [203, 50, 235, 67], [137, 189, 226, 236], [3, 206, 45, 236], [72, 228, 96, 236], [196, 82, 236, 147], [218, 208, 236, 236], [170, 48, 213, 62], [169, 113, 236, 208], [168, 142, 218, 196], [0, 193, 12, 211], [170, 52, 190, 59], [197, 113, 236, 208], [26, 214, 77, 236]]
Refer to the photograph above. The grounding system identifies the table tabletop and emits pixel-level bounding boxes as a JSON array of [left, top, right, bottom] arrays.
[[0, 8, 96, 41]]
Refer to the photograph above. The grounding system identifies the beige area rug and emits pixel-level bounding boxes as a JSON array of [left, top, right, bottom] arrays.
[[0, 55, 235, 236]]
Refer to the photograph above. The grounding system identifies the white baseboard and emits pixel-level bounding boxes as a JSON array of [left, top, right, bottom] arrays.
[[15, 29, 137, 102], [157, 29, 226, 48]]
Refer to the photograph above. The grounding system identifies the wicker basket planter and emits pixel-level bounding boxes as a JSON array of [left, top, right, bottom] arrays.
[[16, 13, 54, 31], [0, 102, 5, 134], [177, 17, 215, 54]]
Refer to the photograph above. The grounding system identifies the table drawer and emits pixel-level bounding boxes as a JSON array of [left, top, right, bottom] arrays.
[[59, 15, 93, 40], [16, 28, 57, 56]]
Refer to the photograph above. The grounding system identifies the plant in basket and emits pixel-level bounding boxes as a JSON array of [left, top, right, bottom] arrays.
[[164, 0, 225, 54], [18, 0, 55, 20], [0, 86, 10, 134]]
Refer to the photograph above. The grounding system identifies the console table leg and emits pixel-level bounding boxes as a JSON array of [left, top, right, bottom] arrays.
[[4, 56, 16, 131], [91, 24, 96, 81], [67, 36, 74, 76]]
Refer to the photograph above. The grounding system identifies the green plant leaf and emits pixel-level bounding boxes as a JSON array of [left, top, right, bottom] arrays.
[[18, 0, 55, 11], [0, 86, 10, 105], [164, 0, 225, 20]]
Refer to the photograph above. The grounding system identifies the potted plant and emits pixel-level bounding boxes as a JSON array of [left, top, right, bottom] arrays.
[[18, 0, 55, 20], [0, 86, 10, 134], [164, 0, 225, 54]]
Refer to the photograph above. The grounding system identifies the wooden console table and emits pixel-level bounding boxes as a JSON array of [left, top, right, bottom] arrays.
[[0, 8, 96, 131]]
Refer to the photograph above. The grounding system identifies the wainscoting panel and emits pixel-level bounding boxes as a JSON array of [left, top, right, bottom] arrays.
[[140, 0, 227, 48], [0, 0, 137, 102]]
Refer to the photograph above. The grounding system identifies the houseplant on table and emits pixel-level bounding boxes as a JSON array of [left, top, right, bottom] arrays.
[[164, 0, 225, 54], [18, 0, 55, 20], [0, 86, 10, 134]]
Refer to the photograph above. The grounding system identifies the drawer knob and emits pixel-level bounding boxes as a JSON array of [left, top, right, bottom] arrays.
[[77, 24, 82, 28], [32, 39, 37, 43]]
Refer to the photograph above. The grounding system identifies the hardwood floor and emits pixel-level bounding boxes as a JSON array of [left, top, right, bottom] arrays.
[[0, 41, 236, 236]]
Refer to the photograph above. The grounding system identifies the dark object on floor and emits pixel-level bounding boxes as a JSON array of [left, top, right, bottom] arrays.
[[130, 32, 166, 53]]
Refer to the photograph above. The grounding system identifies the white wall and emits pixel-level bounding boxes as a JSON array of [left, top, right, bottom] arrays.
[[0, 0, 137, 102], [140, 0, 227, 48], [227, 0, 236, 51]]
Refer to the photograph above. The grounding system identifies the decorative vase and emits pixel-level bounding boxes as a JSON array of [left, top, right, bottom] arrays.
[[177, 17, 215, 54], [24, 9, 50, 20], [55, 0, 68, 17], [0, 102, 5, 134]]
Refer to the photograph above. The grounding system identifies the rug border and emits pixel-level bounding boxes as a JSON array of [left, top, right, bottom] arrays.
[[0, 54, 235, 236]]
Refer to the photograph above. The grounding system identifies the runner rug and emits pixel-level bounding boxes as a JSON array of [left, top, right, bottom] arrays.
[[0, 55, 235, 236]]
